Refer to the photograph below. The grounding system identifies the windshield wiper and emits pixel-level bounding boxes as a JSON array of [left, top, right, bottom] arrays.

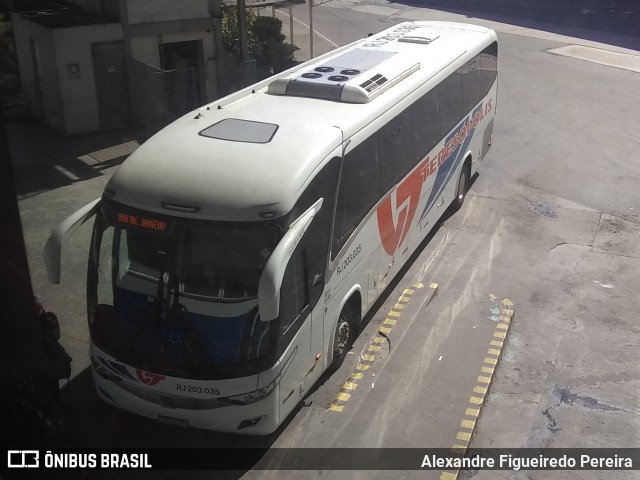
[[128, 267, 167, 360], [169, 272, 217, 377]]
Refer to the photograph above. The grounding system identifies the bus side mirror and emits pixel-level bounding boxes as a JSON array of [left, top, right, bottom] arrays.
[[44, 198, 101, 284], [258, 198, 323, 321]]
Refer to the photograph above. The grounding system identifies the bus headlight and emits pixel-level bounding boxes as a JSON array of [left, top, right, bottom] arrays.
[[90, 356, 122, 382], [225, 381, 276, 405]]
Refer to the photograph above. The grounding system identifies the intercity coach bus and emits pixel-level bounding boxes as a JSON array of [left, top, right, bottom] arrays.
[[45, 21, 497, 434]]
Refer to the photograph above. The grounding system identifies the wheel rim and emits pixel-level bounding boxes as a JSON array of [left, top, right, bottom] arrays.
[[334, 320, 350, 357], [457, 170, 467, 201]]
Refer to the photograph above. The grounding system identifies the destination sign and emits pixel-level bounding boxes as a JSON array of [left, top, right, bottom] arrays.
[[117, 213, 168, 232]]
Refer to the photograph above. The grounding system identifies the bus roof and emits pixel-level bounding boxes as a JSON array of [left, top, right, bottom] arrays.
[[106, 21, 496, 221]]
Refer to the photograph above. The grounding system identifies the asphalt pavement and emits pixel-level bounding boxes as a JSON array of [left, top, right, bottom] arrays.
[[393, 0, 639, 37]]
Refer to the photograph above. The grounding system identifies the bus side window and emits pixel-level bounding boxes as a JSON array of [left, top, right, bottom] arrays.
[[462, 43, 497, 114], [439, 70, 463, 136], [278, 248, 309, 352], [291, 157, 340, 305], [460, 56, 478, 114], [333, 138, 382, 256], [379, 108, 414, 191], [412, 89, 441, 162]]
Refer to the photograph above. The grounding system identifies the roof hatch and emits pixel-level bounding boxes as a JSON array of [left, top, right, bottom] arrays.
[[199, 118, 279, 143]]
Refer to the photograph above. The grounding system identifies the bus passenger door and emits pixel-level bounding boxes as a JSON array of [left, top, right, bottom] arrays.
[[278, 246, 315, 420], [273, 156, 340, 420]]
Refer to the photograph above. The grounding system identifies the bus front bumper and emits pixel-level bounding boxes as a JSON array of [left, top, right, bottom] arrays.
[[92, 370, 280, 435]]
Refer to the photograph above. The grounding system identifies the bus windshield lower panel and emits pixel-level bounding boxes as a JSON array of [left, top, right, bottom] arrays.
[[88, 201, 282, 380]]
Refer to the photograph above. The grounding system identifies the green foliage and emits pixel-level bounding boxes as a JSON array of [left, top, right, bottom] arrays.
[[221, 8, 258, 56], [252, 16, 285, 43], [251, 17, 297, 78], [222, 9, 298, 80]]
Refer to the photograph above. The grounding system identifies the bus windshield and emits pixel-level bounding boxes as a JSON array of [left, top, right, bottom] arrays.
[[88, 200, 284, 380]]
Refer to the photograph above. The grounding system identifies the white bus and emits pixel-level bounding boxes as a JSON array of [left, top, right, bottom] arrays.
[[45, 21, 497, 434]]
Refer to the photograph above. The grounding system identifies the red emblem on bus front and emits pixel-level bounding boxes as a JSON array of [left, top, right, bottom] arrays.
[[136, 369, 165, 385]]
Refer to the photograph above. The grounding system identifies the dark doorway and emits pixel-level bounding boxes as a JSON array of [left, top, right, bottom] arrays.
[[91, 41, 131, 129], [159, 40, 205, 120]]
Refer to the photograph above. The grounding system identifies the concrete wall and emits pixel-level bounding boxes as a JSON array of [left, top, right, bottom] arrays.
[[130, 30, 217, 102], [12, 15, 64, 132], [13, 2, 219, 134], [125, 0, 210, 24], [53, 23, 123, 135], [130, 36, 160, 67]]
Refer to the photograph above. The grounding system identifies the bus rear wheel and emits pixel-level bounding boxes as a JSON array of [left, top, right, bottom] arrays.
[[329, 308, 354, 372], [452, 163, 470, 211]]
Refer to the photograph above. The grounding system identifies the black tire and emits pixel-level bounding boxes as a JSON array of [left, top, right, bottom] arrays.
[[328, 306, 355, 372], [451, 163, 470, 211]]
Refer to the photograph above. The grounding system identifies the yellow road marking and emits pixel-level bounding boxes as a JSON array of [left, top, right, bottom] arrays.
[[439, 297, 513, 475], [330, 280, 438, 414], [460, 419, 475, 429]]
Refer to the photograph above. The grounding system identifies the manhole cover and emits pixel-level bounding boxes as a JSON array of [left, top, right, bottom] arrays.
[[530, 201, 558, 219]]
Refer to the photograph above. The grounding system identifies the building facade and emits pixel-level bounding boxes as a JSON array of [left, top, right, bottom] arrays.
[[13, 0, 221, 135]]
